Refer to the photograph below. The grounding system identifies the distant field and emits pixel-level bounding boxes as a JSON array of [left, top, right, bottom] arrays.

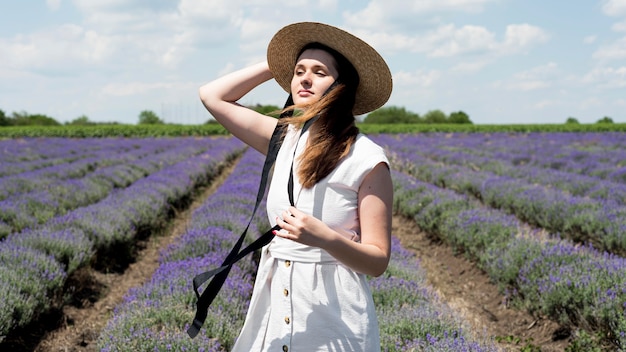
[[1, 122, 626, 138]]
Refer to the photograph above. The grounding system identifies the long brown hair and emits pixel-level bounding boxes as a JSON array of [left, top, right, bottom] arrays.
[[279, 43, 360, 189]]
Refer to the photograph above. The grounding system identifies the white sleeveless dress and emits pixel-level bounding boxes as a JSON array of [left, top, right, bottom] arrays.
[[231, 125, 389, 352]]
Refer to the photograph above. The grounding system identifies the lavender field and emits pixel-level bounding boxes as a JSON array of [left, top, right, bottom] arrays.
[[1, 132, 625, 351], [0, 137, 245, 343], [372, 132, 626, 350]]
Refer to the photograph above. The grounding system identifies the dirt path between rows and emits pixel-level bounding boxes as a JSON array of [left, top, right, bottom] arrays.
[[10, 160, 567, 352], [392, 215, 570, 352]]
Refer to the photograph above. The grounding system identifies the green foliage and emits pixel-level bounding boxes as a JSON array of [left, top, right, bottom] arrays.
[[596, 116, 614, 124], [0, 245, 66, 334], [566, 117, 580, 124], [0, 109, 10, 126], [448, 110, 472, 124], [248, 103, 281, 116], [494, 336, 541, 351], [67, 115, 94, 126], [375, 244, 496, 351], [202, 104, 282, 124], [364, 107, 473, 124], [565, 330, 603, 352], [364, 106, 422, 124], [7, 111, 61, 126], [9, 228, 94, 275], [138, 110, 164, 125], [96, 301, 231, 351], [0, 124, 228, 138], [423, 109, 447, 124], [357, 123, 626, 134], [2, 121, 626, 138], [0, 109, 66, 126]]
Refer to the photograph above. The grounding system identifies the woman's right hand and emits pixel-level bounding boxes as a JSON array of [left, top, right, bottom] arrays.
[[199, 62, 278, 155]]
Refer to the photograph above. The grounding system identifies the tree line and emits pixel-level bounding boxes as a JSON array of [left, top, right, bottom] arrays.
[[0, 109, 163, 126], [243, 105, 473, 124], [362, 106, 472, 124], [1, 106, 619, 127]]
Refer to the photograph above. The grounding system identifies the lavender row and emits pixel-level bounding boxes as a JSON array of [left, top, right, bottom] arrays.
[[374, 133, 626, 206], [480, 132, 626, 182], [392, 169, 626, 349], [0, 137, 245, 342], [0, 138, 123, 177], [97, 148, 498, 351], [0, 138, 144, 190], [374, 133, 626, 184], [97, 148, 266, 351], [6, 137, 244, 272], [0, 138, 231, 236], [0, 137, 217, 202], [375, 236, 498, 351], [375, 136, 626, 256]]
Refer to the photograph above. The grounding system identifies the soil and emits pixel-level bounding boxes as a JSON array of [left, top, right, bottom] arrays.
[[3, 162, 570, 352], [392, 216, 570, 352]]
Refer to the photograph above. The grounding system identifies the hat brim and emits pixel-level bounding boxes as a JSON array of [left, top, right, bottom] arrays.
[[267, 22, 392, 116]]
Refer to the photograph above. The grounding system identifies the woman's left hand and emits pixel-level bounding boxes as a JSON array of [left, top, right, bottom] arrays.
[[273, 206, 333, 248]]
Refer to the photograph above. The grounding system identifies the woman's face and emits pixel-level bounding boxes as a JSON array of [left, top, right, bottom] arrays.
[[291, 48, 339, 106]]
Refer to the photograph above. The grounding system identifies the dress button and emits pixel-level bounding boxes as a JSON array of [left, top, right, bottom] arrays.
[[284, 316, 290, 324], [283, 288, 289, 296], [282, 345, 288, 352], [284, 260, 291, 267]]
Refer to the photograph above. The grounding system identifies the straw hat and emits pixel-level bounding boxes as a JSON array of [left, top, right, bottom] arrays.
[[267, 22, 392, 116]]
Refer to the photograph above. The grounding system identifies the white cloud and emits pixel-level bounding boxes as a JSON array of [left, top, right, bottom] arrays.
[[409, 0, 496, 12], [344, 0, 495, 27], [0, 24, 114, 74], [510, 80, 551, 91], [217, 62, 236, 77], [492, 62, 558, 92], [533, 99, 558, 109], [102, 82, 172, 96], [582, 65, 626, 88], [501, 24, 550, 53], [515, 62, 558, 78], [450, 59, 491, 72], [46, 0, 62, 11], [612, 20, 626, 32], [602, 0, 626, 17], [177, 0, 242, 22], [355, 22, 548, 61], [592, 36, 626, 60], [343, 1, 549, 66], [344, 5, 549, 62], [393, 69, 442, 88], [583, 35, 597, 44], [388, 69, 443, 112], [579, 97, 603, 109], [0, 0, 352, 83], [429, 24, 496, 57]]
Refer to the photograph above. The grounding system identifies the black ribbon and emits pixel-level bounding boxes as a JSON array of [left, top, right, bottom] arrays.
[[187, 96, 318, 338]]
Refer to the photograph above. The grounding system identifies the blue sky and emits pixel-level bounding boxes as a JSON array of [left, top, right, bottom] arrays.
[[1, 0, 625, 125]]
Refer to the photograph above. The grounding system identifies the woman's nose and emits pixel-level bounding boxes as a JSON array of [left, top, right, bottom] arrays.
[[300, 72, 312, 86]]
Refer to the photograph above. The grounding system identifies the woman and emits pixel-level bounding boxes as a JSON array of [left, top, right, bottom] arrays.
[[199, 22, 393, 352]]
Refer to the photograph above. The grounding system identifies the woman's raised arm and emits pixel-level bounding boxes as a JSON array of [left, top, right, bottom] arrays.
[[199, 62, 278, 154]]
